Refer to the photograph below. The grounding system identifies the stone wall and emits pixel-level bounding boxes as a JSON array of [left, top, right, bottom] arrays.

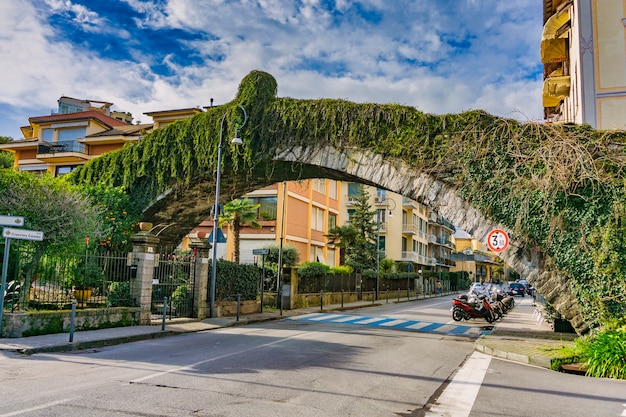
[[2, 307, 141, 338]]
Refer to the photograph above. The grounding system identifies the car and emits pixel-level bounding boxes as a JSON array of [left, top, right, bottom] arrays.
[[507, 282, 526, 297]]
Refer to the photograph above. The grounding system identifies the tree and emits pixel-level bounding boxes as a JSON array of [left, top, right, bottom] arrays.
[[219, 198, 261, 263], [344, 186, 378, 272], [0, 136, 13, 169], [325, 224, 359, 265], [81, 184, 143, 251], [0, 170, 106, 305]]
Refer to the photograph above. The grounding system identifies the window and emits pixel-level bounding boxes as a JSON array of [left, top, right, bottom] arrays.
[[58, 127, 86, 141], [376, 188, 386, 202], [328, 213, 337, 230], [312, 178, 325, 193], [328, 180, 338, 199], [311, 206, 324, 231], [42, 129, 53, 142], [347, 183, 362, 198], [246, 196, 277, 220], [55, 165, 77, 176]]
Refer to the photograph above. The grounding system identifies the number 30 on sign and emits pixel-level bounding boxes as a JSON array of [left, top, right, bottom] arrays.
[[487, 229, 509, 253]]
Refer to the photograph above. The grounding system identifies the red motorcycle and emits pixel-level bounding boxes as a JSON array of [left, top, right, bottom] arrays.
[[451, 296, 496, 323]]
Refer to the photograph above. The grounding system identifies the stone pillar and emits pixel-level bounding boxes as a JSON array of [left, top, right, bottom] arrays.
[[130, 229, 160, 325], [189, 239, 211, 319]]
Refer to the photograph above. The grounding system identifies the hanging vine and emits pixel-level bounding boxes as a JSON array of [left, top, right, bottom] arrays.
[[67, 70, 626, 327]]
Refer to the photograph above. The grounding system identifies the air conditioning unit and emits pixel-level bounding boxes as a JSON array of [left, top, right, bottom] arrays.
[[374, 197, 381, 203]]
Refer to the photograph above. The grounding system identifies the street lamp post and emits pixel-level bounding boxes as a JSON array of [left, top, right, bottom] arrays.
[[209, 105, 247, 318]]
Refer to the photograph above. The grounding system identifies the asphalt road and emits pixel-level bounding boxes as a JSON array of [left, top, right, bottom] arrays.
[[1, 297, 624, 417]]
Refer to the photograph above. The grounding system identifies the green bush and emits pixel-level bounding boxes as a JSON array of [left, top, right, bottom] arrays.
[[107, 281, 132, 307], [329, 265, 353, 274], [297, 262, 329, 278], [213, 259, 259, 301], [582, 330, 626, 379]]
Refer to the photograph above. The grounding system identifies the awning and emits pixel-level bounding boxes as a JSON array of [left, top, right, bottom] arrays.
[[542, 9, 570, 41], [542, 75, 571, 107], [541, 38, 567, 63], [540, 9, 570, 64]]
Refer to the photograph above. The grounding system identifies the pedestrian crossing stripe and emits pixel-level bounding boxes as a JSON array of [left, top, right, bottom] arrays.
[[286, 313, 490, 337]]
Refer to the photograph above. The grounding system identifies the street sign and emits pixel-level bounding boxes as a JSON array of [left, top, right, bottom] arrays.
[[253, 248, 269, 255], [2, 227, 44, 241], [0, 215, 24, 227], [487, 229, 509, 253]]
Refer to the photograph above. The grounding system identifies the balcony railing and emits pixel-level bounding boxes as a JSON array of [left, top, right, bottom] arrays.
[[402, 223, 419, 235], [37, 140, 85, 155]]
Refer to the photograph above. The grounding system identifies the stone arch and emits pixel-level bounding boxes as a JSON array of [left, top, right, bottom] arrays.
[[70, 70, 626, 334]]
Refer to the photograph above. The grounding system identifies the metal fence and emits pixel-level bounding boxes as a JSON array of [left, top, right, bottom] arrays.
[[2, 245, 136, 311], [298, 273, 359, 294], [151, 252, 195, 319]]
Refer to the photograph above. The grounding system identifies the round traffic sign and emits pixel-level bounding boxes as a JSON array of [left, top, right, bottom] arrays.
[[487, 229, 509, 253]]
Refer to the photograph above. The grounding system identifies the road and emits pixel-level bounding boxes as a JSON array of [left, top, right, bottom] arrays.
[[0, 296, 624, 416]]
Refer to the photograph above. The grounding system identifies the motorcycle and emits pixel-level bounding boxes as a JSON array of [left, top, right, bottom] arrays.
[[451, 295, 496, 323]]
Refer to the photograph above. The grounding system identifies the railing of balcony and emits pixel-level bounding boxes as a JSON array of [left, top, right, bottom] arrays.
[[402, 223, 419, 234], [37, 140, 86, 154]]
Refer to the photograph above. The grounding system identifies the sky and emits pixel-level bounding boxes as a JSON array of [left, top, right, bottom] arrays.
[[0, 0, 544, 140]]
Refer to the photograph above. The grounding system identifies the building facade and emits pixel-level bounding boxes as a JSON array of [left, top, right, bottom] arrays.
[[542, 0, 626, 129]]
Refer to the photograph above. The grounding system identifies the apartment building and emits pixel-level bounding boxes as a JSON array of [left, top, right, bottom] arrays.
[[0, 96, 147, 176], [542, 0, 626, 129]]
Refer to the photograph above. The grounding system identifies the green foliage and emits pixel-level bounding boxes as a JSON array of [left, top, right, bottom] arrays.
[[0, 170, 105, 254], [580, 330, 626, 379], [171, 285, 190, 309], [329, 265, 353, 274], [379, 258, 395, 273], [297, 262, 330, 278], [220, 198, 261, 263], [345, 186, 377, 272], [0, 136, 13, 168], [62, 70, 626, 329], [69, 256, 104, 289], [264, 244, 300, 268], [82, 184, 142, 251], [213, 259, 259, 301], [106, 281, 132, 307]]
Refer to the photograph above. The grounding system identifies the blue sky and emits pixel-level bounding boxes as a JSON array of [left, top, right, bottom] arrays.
[[0, 0, 544, 140]]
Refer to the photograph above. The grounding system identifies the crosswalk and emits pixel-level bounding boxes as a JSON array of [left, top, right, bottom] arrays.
[[286, 313, 491, 338]]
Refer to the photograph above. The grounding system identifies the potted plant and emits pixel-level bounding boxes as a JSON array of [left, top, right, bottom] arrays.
[[70, 257, 104, 302]]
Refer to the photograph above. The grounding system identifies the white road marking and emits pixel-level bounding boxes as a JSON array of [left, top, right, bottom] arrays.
[[0, 399, 73, 417], [130, 330, 317, 383], [426, 351, 492, 417]]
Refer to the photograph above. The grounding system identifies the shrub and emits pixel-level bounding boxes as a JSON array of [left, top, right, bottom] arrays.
[[298, 262, 330, 278], [107, 281, 132, 307], [582, 330, 626, 379], [329, 265, 353, 274]]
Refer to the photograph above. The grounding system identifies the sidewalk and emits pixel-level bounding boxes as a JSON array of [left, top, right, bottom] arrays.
[[475, 296, 578, 369], [0, 296, 579, 371]]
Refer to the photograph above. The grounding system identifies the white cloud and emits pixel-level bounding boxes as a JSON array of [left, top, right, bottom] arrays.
[[0, 0, 545, 140]]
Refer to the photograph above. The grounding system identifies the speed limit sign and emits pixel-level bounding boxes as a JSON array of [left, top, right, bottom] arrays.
[[487, 229, 509, 253]]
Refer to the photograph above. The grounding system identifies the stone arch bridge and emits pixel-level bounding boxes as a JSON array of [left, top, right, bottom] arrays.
[[69, 71, 626, 334]]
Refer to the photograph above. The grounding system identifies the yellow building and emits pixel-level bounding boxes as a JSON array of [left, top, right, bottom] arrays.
[[450, 235, 501, 283], [542, 0, 626, 129]]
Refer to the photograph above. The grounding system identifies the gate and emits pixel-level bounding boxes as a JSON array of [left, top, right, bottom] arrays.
[[151, 252, 195, 319]]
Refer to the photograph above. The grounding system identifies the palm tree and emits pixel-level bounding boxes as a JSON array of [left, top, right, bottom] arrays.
[[219, 198, 261, 263], [325, 225, 359, 265]]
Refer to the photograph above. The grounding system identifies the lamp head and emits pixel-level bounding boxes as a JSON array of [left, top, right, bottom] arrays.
[[231, 134, 243, 145]]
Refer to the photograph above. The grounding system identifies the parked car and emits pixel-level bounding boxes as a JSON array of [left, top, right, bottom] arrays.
[[507, 282, 526, 297]]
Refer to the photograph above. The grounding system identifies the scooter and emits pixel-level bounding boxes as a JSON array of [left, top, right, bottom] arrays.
[[451, 296, 496, 323]]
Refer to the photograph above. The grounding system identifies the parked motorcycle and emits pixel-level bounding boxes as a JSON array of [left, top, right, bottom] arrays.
[[451, 295, 497, 323]]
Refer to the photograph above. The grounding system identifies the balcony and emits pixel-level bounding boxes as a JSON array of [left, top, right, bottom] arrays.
[[402, 223, 419, 235], [402, 197, 419, 210], [37, 141, 88, 163]]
